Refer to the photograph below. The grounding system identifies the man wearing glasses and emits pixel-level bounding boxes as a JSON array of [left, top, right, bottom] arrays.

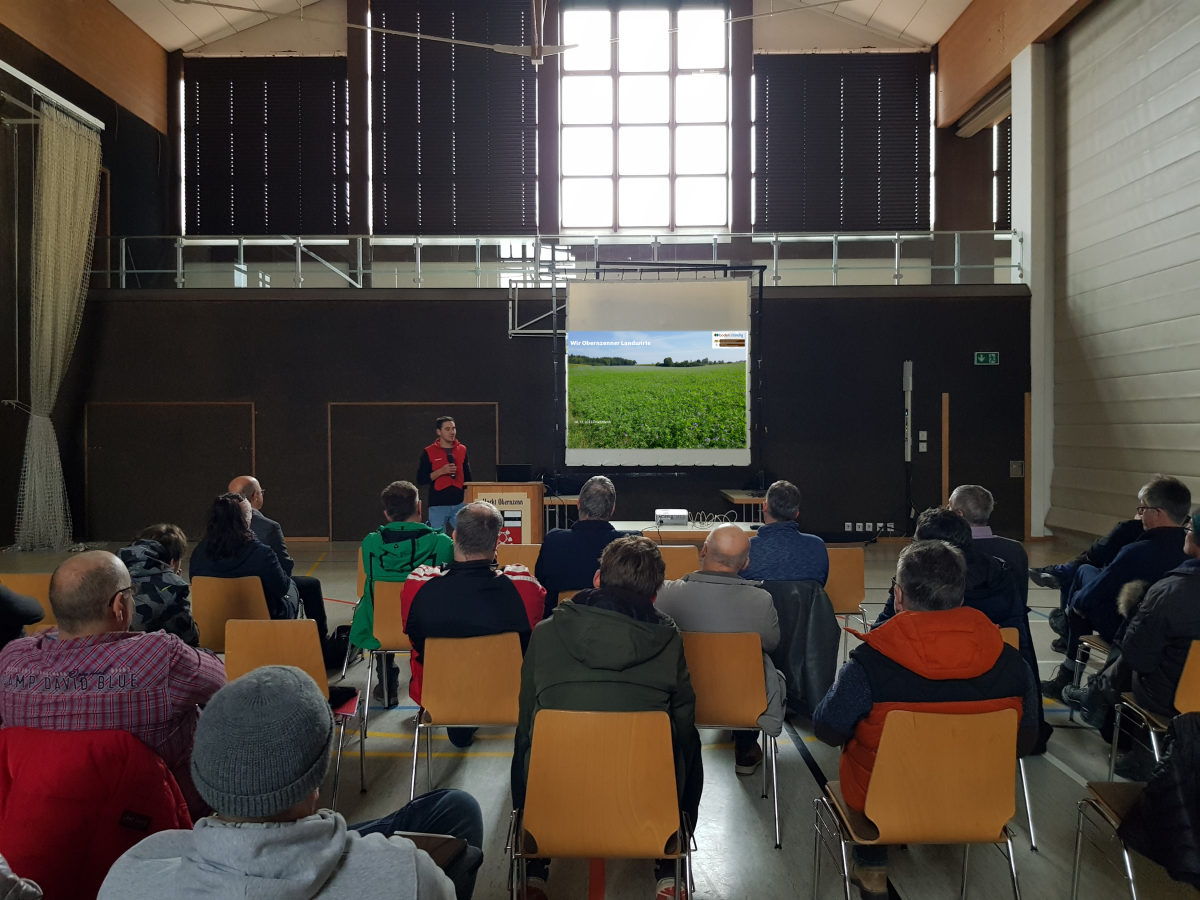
[[1041, 475, 1192, 701], [0, 551, 226, 817]]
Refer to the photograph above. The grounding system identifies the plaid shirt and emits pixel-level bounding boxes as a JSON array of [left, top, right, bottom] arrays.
[[0, 629, 225, 806]]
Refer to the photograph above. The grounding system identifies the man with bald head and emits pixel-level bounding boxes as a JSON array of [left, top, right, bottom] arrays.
[[656, 523, 783, 775], [0, 551, 225, 816]]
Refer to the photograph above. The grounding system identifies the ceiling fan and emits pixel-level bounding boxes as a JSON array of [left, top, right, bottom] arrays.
[[171, 0, 573, 65]]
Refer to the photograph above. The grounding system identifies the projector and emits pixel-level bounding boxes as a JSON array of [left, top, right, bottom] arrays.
[[654, 509, 689, 527]]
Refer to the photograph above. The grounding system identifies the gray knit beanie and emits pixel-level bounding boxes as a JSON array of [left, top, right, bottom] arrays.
[[190, 665, 333, 818]]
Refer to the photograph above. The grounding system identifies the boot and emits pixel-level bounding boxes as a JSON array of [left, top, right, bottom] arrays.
[[1040, 665, 1074, 702]]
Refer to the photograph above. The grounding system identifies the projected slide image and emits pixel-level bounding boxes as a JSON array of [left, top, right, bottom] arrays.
[[566, 331, 748, 450]]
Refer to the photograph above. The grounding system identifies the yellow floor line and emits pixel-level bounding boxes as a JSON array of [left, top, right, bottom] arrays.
[[368, 731, 514, 740], [305, 552, 327, 577]]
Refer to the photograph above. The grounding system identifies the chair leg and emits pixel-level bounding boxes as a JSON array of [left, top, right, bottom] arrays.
[[960, 843, 970, 900], [674, 856, 681, 900], [812, 801, 823, 895], [1071, 801, 1086, 900], [838, 836, 854, 900], [771, 736, 781, 849], [1018, 759, 1038, 851], [1004, 827, 1022, 900], [761, 731, 768, 799], [426, 726, 434, 793], [358, 704, 367, 794], [340, 635, 355, 682], [1109, 703, 1124, 781], [363, 651, 376, 737], [1148, 728, 1163, 763], [409, 720, 421, 801], [330, 717, 347, 812], [1120, 841, 1139, 900]]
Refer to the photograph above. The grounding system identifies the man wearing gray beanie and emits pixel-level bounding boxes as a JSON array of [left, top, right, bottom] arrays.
[[99, 666, 484, 900]]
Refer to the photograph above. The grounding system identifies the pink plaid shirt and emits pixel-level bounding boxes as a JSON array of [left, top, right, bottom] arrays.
[[0, 629, 225, 808]]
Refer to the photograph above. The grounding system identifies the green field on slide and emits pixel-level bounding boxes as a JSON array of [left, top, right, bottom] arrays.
[[567, 364, 747, 450]]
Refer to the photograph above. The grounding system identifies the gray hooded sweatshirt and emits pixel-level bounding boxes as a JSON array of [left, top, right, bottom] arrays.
[[98, 810, 455, 900]]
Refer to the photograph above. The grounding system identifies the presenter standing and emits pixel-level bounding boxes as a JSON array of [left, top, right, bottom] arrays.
[[417, 415, 473, 531]]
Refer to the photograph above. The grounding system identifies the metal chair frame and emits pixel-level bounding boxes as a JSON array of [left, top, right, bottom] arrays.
[[1108, 699, 1166, 781], [1071, 797, 1138, 900]]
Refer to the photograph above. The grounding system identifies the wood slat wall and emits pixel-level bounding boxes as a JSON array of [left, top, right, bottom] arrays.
[[1049, 0, 1200, 537]]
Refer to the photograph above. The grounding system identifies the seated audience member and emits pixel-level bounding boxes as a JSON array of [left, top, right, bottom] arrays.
[[230, 476, 333, 660], [99, 666, 483, 900], [119, 524, 198, 646], [512, 536, 702, 900], [1042, 475, 1191, 700], [0, 551, 225, 817], [0, 584, 44, 653], [657, 523, 783, 775], [949, 484, 1028, 606], [401, 502, 544, 743], [743, 480, 829, 583], [535, 475, 635, 615], [813, 540, 1038, 900], [352, 480, 455, 706], [189, 493, 300, 620]]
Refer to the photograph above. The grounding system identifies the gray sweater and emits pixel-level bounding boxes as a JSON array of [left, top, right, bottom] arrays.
[[99, 810, 455, 900]]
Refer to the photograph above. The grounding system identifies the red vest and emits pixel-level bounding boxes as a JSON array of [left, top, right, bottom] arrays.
[[425, 441, 467, 491]]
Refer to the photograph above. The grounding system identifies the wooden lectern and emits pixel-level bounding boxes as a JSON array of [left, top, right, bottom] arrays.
[[464, 482, 545, 544]]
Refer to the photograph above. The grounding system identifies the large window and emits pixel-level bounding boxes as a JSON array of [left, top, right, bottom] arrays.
[[560, 7, 729, 231]]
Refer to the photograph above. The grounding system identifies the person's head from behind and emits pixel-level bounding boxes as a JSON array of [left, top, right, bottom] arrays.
[[763, 480, 801, 524], [577, 475, 617, 522], [1137, 475, 1192, 529], [228, 475, 264, 511], [454, 501, 503, 561], [136, 523, 188, 574], [594, 535, 666, 602], [205, 492, 254, 558], [382, 480, 421, 523], [948, 485, 994, 527], [893, 540, 967, 614], [435, 415, 457, 445], [700, 523, 751, 574], [913, 506, 972, 551], [191, 666, 332, 823], [49, 550, 135, 638]]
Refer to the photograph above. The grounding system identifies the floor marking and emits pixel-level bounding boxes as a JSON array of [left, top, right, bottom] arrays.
[[783, 721, 828, 789], [326, 597, 357, 605], [369, 730, 515, 740], [1043, 751, 1090, 788], [363, 750, 515, 759], [305, 552, 327, 577]]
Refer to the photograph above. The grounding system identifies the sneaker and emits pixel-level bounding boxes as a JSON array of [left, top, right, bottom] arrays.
[[850, 863, 889, 900], [522, 877, 549, 900], [1048, 608, 1069, 637], [1029, 567, 1061, 590], [1040, 665, 1074, 702], [655, 876, 686, 899], [735, 741, 763, 775], [1051, 636, 1067, 654], [1061, 683, 1088, 708]]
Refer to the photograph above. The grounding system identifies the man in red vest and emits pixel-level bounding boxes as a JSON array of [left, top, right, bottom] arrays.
[[417, 415, 473, 532], [812, 539, 1038, 900]]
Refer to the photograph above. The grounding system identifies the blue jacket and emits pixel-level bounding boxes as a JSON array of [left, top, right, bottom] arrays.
[[534, 520, 637, 617], [744, 521, 829, 584], [1070, 526, 1188, 617]]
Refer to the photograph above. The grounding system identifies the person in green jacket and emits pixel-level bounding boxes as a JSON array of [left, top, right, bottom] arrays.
[[351, 481, 454, 705], [511, 536, 702, 900]]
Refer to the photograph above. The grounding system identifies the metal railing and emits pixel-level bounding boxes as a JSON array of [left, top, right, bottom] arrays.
[[87, 230, 1021, 291]]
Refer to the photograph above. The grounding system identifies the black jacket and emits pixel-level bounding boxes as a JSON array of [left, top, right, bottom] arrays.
[[1071, 526, 1188, 618], [1123, 559, 1200, 717], [534, 519, 636, 617], [0, 585, 44, 652], [250, 509, 294, 578], [188, 538, 299, 620], [760, 580, 840, 718], [975, 533, 1029, 609]]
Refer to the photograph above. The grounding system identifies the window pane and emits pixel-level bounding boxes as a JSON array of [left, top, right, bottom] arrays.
[[676, 125, 727, 174], [563, 10, 611, 71], [677, 9, 725, 69], [563, 127, 613, 176], [619, 126, 669, 175], [618, 176, 670, 226], [676, 74, 726, 123], [676, 176, 727, 226], [562, 178, 613, 227], [562, 76, 612, 124], [619, 75, 669, 124], [618, 10, 669, 73]]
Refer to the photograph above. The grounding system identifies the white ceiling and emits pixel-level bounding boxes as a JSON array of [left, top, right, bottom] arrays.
[[110, 0, 974, 54]]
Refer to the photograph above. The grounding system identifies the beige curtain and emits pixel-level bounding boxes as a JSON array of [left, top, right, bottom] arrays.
[[12, 103, 101, 550]]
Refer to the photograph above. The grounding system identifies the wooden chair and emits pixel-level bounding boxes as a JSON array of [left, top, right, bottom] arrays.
[[191, 576, 270, 653], [682, 631, 781, 848], [1000, 626, 1038, 852], [660, 545, 700, 581], [224, 619, 364, 809], [1108, 639, 1200, 780], [825, 547, 867, 661], [1071, 781, 1145, 900], [496, 543, 541, 571], [411, 632, 524, 800], [813, 709, 1022, 900], [0, 573, 55, 630], [362, 580, 413, 734], [510, 710, 690, 898]]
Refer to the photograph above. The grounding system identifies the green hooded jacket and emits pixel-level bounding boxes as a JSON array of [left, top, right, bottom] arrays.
[[350, 522, 454, 650]]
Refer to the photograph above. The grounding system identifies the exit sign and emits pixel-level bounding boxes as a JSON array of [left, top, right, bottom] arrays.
[[974, 352, 999, 366]]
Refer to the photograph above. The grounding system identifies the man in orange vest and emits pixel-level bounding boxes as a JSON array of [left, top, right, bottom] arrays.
[[417, 415, 473, 532], [812, 539, 1038, 900]]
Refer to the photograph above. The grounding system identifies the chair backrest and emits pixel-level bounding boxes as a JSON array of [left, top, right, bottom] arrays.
[[496, 543, 541, 571], [191, 576, 271, 653], [660, 545, 700, 581], [681, 632, 767, 728], [864, 708, 1018, 845], [558, 589, 579, 605], [1000, 627, 1019, 650], [357, 547, 366, 598], [421, 633, 523, 725], [0, 573, 55, 629], [372, 580, 412, 651], [224, 619, 330, 698], [825, 547, 866, 614], [523, 710, 680, 859], [1174, 640, 1200, 713]]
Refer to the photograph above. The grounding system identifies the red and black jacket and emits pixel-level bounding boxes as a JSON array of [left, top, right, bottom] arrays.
[[417, 440, 471, 507]]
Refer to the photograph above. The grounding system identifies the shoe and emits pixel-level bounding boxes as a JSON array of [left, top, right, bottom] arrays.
[[1040, 665, 1074, 702], [735, 741, 763, 775], [1029, 567, 1061, 590], [1061, 683, 1088, 707], [1048, 608, 1069, 637], [372, 658, 400, 707], [522, 877, 549, 900], [850, 863, 889, 900], [1114, 750, 1156, 782], [655, 876, 686, 899], [1051, 636, 1067, 654]]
